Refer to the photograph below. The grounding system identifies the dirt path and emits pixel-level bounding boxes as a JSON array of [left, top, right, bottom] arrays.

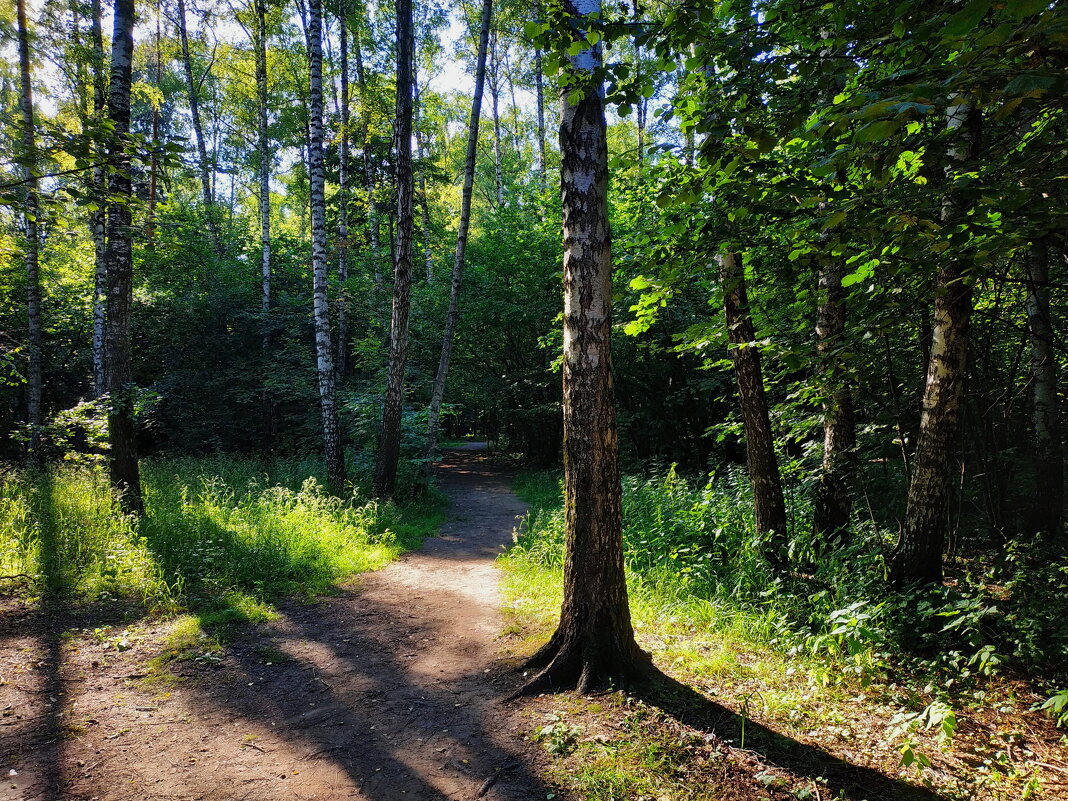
[[1, 448, 556, 801]]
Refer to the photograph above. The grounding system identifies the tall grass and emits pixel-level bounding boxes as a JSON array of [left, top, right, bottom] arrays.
[[504, 467, 1068, 680], [0, 457, 443, 612]]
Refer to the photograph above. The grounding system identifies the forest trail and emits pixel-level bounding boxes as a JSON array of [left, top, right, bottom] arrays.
[[1, 447, 556, 801]]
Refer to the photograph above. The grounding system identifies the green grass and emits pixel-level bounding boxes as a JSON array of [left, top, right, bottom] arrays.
[[0, 456, 444, 614]]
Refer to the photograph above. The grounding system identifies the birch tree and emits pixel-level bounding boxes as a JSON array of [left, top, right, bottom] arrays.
[[336, 0, 351, 378], [307, 0, 345, 490], [90, 0, 107, 398], [104, 0, 143, 513], [372, 0, 414, 499], [16, 0, 42, 460], [423, 0, 493, 461], [517, 0, 649, 694]]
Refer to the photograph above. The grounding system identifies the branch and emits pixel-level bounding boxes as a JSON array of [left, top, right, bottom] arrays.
[[0, 160, 111, 190]]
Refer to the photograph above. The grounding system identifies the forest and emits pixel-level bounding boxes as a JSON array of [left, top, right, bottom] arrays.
[[1, 0, 1067, 799]]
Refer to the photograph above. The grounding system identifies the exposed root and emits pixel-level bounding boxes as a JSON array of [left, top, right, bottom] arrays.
[[507, 635, 655, 700]]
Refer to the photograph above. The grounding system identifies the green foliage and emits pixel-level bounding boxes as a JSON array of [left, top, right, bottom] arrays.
[[0, 457, 442, 610]]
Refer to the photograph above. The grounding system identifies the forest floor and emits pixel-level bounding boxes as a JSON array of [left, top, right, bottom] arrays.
[[2, 448, 1065, 801]]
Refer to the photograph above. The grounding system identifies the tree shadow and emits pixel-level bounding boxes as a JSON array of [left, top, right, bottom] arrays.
[[632, 671, 949, 801]]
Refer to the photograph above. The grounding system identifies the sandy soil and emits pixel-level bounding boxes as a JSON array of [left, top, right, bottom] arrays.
[[0, 447, 558, 801]]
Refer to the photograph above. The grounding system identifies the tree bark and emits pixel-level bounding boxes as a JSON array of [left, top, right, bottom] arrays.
[[176, 0, 222, 253], [372, 0, 414, 499], [516, 0, 648, 696], [307, 0, 345, 491], [336, 0, 351, 378], [254, 0, 273, 447], [891, 98, 980, 586], [488, 31, 504, 206], [1024, 238, 1062, 535], [413, 75, 434, 284], [104, 0, 143, 514], [16, 0, 42, 461], [90, 0, 107, 398], [719, 252, 788, 559], [534, 45, 547, 189], [352, 15, 382, 284], [424, 0, 493, 460], [812, 259, 856, 543]]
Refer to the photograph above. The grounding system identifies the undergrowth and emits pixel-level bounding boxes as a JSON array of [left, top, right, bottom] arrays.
[[503, 467, 1068, 800], [0, 456, 444, 615]]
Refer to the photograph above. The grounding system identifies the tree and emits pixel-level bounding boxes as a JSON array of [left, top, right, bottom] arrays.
[[891, 98, 981, 586], [307, 0, 345, 490], [175, 0, 222, 252], [372, 0, 414, 499], [719, 251, 788, 560], [104, 0, 143, 514], [812, 258, 856, 543], [424, 0, 493, 460], [253, 0, 273, 446], [16, 0, 42, 461], [335, 0, 352, 378], [89, 0, 107, 398], [517, 0, 649, 694]]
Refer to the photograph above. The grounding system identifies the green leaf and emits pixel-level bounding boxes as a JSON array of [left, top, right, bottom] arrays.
[[943, 0, 991, 37]]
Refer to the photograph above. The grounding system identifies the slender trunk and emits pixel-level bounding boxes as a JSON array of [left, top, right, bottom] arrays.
[[892, 98, 980, 586], [104, 0, 143, 514], [413, 76, 434, 283], [254, 0, 273, 447], [424, 0, 493, 459], [813, 259, 856, 543], [372, 0, 414, 499], [307, 0, 345, 490], [719, 252, 788, 558], [503, 46, 521, 155], [1024, 238, 1062, 535], [516, 0, 648, 697], [90, 0, 107, 398], [352, 17, 382, 284], [489, 32, 504, 206], [336, 0, 351, 378], [16, 0, 42, 460], [146, 7, 161, 245], [635, 46, 645, 177], [534, 45, 547, 189], [176, 0, 222, 253]]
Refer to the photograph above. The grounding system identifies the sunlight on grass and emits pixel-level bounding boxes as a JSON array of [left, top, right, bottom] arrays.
[[0, 457, 444, 612]]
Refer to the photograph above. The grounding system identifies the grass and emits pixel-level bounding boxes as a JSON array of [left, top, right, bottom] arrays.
[[502, 467, 1068, 801], [0, 456, 444, 615]]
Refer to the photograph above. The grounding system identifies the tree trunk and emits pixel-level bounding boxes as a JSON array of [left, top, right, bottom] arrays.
[[352, 16, 382, 284], [372, 0, 414, 499], [90, 0, 107, 398], [1024, 238, 1062, 535], [413, 75, 435, 284], [891, 98, 980, 586], [424, 0, 493, 460], [336, 0, 351, 378], [719, 252, 788, 559], [104, 0, 143, 514], [16, 0, 42, 461], [176, 0, 222, 253], [146, 6, 161, 245], [254, 0, 273, 447], [534, 45, 547, 189], [516, 0, 648, 696], [812, 259, 856, 543], [307, 0, 345, 491], [488, 32, 504, 206]]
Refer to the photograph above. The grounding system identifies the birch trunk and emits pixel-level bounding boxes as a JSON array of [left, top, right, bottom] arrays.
[[534, 45, 547, 188], [352, 18, 382, 284], [146, 8, 161, 245], [1024, 238, 1063, 535], [336, 0, 351, 378], [372, 0, 414, 499], [516, 0, 648, 696], [16, 0, 42, 460], [413, 76, 434, 284], [176, 0, 222, 253], [813, 260, 856, 543], [488, 32, 504, 206], [719, 252, 788, 560], [892, 98, 980, 586], [307, 0, 345, 490], [254, 0, 273, 447], [424, 0, 493, 460], [90, 0, 107, 398], [104, 0, 143, 514]]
